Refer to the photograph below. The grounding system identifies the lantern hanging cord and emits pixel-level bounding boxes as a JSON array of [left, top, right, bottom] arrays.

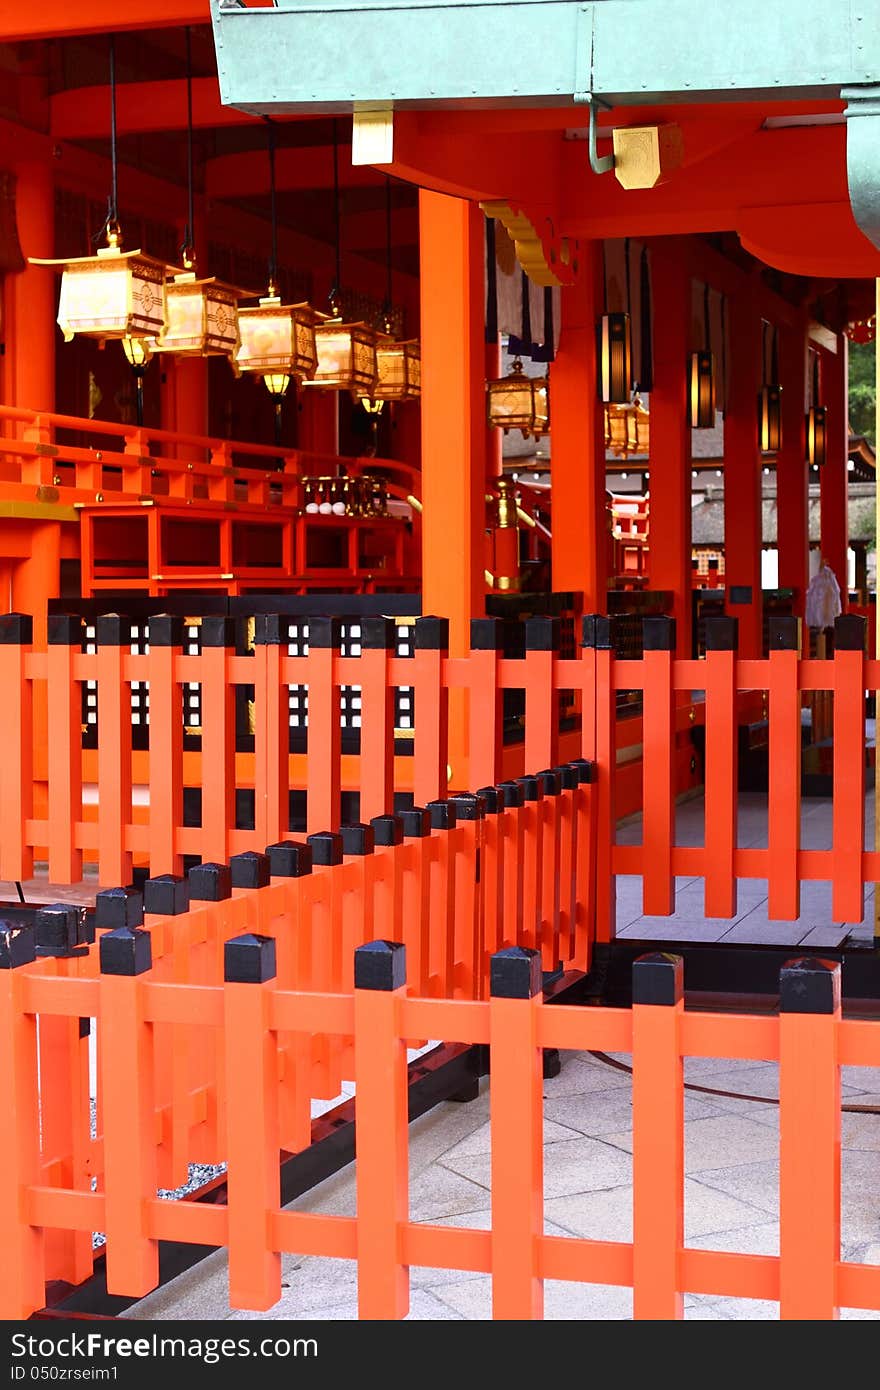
[[265, 117, 278, 296], [330, 117, 341, 312], [383, 174, 393, 327], [182, 27, 195, 268], [94, 34, 121, 245]]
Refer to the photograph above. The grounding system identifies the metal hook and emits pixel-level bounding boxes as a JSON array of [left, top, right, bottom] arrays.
[[586, 95, 615, 177]]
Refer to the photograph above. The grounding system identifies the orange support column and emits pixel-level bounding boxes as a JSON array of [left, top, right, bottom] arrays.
[[648, 241, 692, 658], [550, 243, 607, 613], [819, 336, 850, 608], [779, 957, 841, 1320], [9, 161, 55, 414], [724, 281, 763, 657], [0, 935, 45, 1320], [420, 190, 486, 790], [777, 321, 809, 616]]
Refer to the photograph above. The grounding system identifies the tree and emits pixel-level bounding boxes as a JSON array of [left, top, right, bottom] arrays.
[[849, 338, 876, 446]]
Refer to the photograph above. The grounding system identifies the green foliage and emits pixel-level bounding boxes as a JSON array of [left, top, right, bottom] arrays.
[[849, 339, 876, 446]]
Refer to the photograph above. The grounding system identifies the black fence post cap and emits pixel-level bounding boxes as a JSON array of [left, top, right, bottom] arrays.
[[779, 956, 841, 1014], [450, 793, 485, 821], [470, 617, 504, 651], [47, 614, 82, 646], [414, 615, 449, 650], [704, 615, 739, 652], [516, 774, 543, 803], [476, 786, 501, 814], [100, 926, 152, 977], [307, 615, 343, 649], [147, 613, 184, 647], [525, 615, 561, 652], [0, 613, 33, 645], [230, 851, 271, 890], [496, 779, 525, 809], [224, 933, 277, 984], [834, 614, 867, 652], [767, 615, 801, 652], [200, 615, 236, 648], [557, 764, 579, 791], [567, 758, 596, 785], [266, 840, 313, 877], [95, 613, 132, 646], [642, 615, 677, 652], [632, 952, 684, 1005], [401, 806, 432, 838], [95, 886, 144, 930], [341, 822, 376, 856], [35, 903, 80, 956], [582, 614, 612, 649], [427, 799, 457, 830], [144, 874, 190, 916], [189, 861, 233, 901], [306, 831, 344, 866], [0, 921, 36, 970], [360, 616, 397, 649], [253, 613, 286, 646], [370, 814, 404, 847], [538, 769, 563, 796], [491, 946, 542, 999], [354, 939, 406, 991]]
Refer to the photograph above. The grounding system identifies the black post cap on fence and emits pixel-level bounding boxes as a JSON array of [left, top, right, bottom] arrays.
[[451, 793, 485, 821], [360, 616, 397, 649], [95, 613, 132, 646], [144, 874, 190, 916], [582, 614, 613, 650], [490, 945, 542, 999], [100, 926, 152, 977], [401, 806, 432, 838], [414, 615, 449, 650], [557, 764, 579, 791], [200, 615, 236, 648], [35, 903, 80, 957], [0, 921, 36, 970], [496, 779, 525, 809], [224, 933, 277, 984], [470, 617, 504, 651], [307, 831, 344, 867], [567, 758, 596, 785], [767, 615, 801, 652], [632, 951, 684, 1006], [525, 615, 561, 652], [266, 840, 313, 877], [147, 613, 184, 648], [370, 813, 404, 847], [341, 822, 376, 856], [0, 613, 33, 645], [537, 769, 563, 796], [307, 616, 343, 649], [642, 615, 677, 652], [427, 799, 457, 830], [95, 886, 144, 931], [230, 851, 272, 890], [476, 786, 501, 814], [779, 956, 841, 1015], [189, 861, 233, 901], [354, 939, 406, 991], [517, 774, 543, 803], [834, 614, 867, 652], [253, 613, 285, 646], [704, 615, 739, 652], [47, 614, 83, 646]]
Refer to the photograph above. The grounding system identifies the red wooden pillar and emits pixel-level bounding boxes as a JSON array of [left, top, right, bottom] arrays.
[[819, 336, 849, 609], [549, 243, 607, 614], [776, 320, 809, 616], [647, 241, 691, 658], [724, 280, 763, 658], [10, 161, 55, 413], [420, 190, 486, 789]]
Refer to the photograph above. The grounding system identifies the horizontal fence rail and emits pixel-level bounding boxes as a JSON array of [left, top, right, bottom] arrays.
[[2, 918, 878, 1320]]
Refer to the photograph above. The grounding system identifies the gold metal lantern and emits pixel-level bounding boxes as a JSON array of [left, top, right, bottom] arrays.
[[306, 318, 381, 393], [153, 271, 248, 359], [235, 296, 323, 382], [487, 358, 549, 438], [31, 233, 168, 344]]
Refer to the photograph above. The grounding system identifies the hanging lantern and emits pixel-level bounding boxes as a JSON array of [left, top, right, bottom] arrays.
[[153, 271, 247, 359], [605, 394, 649, 459], [806, 405, 827, 467], [758, 384, 783, 453], [689, 350, 716, 429], [487, 358, 549, 438], [375, 338, 421, 400], [235, 297, 322, 382], [306, 317, 380, 393], [31, 232, 168, 345], [597, 312, 632, 404]]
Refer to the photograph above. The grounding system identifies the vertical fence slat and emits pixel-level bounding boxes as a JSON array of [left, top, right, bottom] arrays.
[[0, 954, 45, 1319], [199, 618, 237, 865], [147, 617, 184, 878], [451, 796, 482, 998], [518, 778, 543, 953], [703, 629, 738, 919], [583, 621, 617, 943], [632, 952, 684, 1320], [223, 934, 282, 1311], [641, 625, 676, 917], [46, 617, 83, 885], [768, 635, 801, 921], [468, 625, 503, 791], [358, 620, 396, 822], [427, 803, 456, 995], [0, 616, 33, 882], [524, 618, 559, 774], [354, 941, 410, 1320], [306, 619, 341, 836], [96, 617, 133, 888], [39, 1001, 93, 1286], [832, 630, 866, 924], [400, 810, 431, 995], [253, 617, 290, 850], [490, 948, 543, 1319], [570, 759, 596, 971], [779, 957, 841, 1319], [413, 617, 448, 805]]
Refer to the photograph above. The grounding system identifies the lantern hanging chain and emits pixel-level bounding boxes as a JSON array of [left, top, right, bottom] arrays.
[[813, 348, 821, 408], [330, 117, 341, 315], [382, 174, 393, 331], [182, 26, 195, 270], [703, 281, 711, 354], [95, 34, 120, 246], [265, 117, 279, 296]]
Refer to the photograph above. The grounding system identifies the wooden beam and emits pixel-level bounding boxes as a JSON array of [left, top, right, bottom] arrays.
[[51, 78, 253, 139], [0, 0, 212, 41]]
